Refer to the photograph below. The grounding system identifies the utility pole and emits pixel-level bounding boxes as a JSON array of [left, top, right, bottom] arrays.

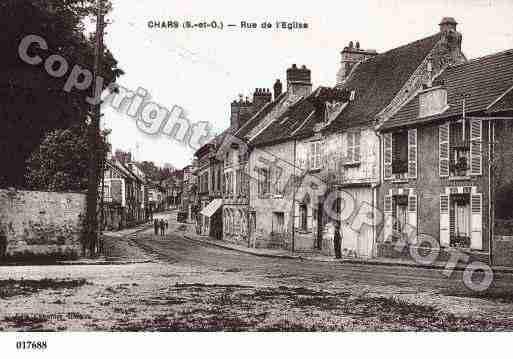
[[85, 0, 105, 257]]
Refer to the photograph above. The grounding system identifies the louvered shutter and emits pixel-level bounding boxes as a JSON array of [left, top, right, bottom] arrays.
[[471, 193, 483, 250], [354, 131, 361, 162], [408, 190, 417, 232], [384, 133, 392, 179], [408, 129, 417, 179], [440, 194, 450, 246], [383, 194, 393, 241], [470, 120, 482, 175], [439, 123, 450, 177], [347, 133, 354, 163]]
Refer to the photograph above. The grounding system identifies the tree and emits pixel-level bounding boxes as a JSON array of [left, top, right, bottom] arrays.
[[25, 125, 110, 192], [0, 0, 123, 187]]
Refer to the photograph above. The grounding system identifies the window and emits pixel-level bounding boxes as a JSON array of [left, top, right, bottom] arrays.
[[449, 122, 470, 177], [299, 204, 308, 231], [392, 195, 409, 236], [272, 212, 285, 233], [104, 185, 110, 198], [308, 141, 323, 170], [225, 172, 234, 197], [440, 120, 481, 178], [450, 193, 471, 247], [258, 168, 270, 197], [346, 131, 361, 164], [236, 169, 242, 196], [384, 129, 417, 179], [392, 132, 408, 175]]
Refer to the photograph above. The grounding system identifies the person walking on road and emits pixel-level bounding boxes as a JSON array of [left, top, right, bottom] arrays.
[[154, 219, 159, 235], [165, 220, 169, 231], [333, 221, 342, 259], [160, 219, 165, 236]]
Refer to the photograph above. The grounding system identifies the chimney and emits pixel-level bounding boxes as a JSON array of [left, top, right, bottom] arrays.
[[286, 64, 312, 97], [439, 17, 462, 54], [439, 17, 457, 33], [273, 79, 283, 100], [336, 41, 377, 86], [253, 88, 272, 112], [238, 96, 253, 127], [230, 97, 241, 129]]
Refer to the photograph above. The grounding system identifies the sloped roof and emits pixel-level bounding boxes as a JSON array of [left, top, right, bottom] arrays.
[[382, 49, 513, 130], [250, 87, 328, 146], [488, 84, 513, 114], [327, 33, 443, 131], [235, 92, 287, 140]]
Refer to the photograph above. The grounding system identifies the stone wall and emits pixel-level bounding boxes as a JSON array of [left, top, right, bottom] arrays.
[[0, 189, 85, 260]]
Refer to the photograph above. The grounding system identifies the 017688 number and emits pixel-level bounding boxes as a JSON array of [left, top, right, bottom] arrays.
[[16, 341, 47, 350]]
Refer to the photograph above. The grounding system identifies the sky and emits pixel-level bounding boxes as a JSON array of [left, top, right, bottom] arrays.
[[101, 0, 513, 169]]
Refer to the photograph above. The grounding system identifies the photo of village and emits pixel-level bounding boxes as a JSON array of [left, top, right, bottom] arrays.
[[2, 0, 513, 332]]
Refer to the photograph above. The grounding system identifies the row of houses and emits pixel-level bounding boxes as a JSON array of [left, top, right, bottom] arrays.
[[101, 156, 183, 230], [185, 17, 513, 266]]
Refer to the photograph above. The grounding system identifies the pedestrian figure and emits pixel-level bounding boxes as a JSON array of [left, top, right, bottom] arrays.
[[154, 219, 159, 235], [160, 219, 165, 236], [333, 221, 342, 259], [165, 220, 169, 231]]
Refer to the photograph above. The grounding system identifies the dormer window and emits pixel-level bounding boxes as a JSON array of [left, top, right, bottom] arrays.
[[419, 87, 448, 118]]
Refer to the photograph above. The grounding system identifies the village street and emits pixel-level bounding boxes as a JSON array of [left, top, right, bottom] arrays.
[[2, 210, 513, 331]]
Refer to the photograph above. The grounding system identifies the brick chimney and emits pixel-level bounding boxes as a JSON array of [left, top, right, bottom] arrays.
[[230, 97, 241, 129], [336, 41, 377, 86], [239, 96, 253, 126], [439, 17, 462, 55], [273, 79, 283, 100], [252, 88, 272, 112], [230, 95, 254, 130], [286, 64, 312, 97]]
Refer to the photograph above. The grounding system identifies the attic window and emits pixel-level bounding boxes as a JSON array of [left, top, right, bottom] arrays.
[[419, 87, 448, 118]]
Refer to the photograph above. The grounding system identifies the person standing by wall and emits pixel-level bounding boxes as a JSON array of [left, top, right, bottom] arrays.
[[333, 221, 342, 259], [154, 218, 159, 235]]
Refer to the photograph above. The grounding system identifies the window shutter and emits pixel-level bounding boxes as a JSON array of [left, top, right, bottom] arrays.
[[471, 193, 483, 250], [408, 190, 417, 232], [470, 120, 482, 175], [384, 133, 392, 179], [347, 133, 354, 163], [383, 195, 393, 241], [440, 194, 450, 247], [408, 129, 417, 179], [439, 123, 450, 177], [354, 131, 361, 162]]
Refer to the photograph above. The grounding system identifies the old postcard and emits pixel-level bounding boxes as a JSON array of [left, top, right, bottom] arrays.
[[2, 0, 513, 356]]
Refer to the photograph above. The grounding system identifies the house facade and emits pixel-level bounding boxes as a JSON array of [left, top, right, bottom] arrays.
[[102, 159, 147, 230], [378, 49, 513, 265]]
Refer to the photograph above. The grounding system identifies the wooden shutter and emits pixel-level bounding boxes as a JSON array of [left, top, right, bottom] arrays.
[[408, 190, 417, 231], [383, 194, 393, 241], [354, 131, 361, 162], [408, 129, 417, 179], [470, 120, 482, 175], [384, 133, 392, 179], [347, 133, 354, 163], [440, 194, 450, 247], [471, 193, 483, 250], [439, 123, 450, 177]]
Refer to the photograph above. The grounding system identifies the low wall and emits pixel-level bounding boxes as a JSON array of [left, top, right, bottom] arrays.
[[493, 236, 513, 267], [0, 189, 85, 260]]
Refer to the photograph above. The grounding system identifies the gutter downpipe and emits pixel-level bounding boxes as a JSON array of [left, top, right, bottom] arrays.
[[488, 120, 494, 266], [291, 138, 297, 253]]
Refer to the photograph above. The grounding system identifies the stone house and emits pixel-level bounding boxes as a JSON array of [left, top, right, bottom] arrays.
[[180, 165, 197, 222], [378, 49, 513, 265], [102, 159, 147, 230], [242, 17, 466, 256]]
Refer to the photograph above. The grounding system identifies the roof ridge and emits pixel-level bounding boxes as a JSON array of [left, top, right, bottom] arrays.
[[446, 48, 513, 70]]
